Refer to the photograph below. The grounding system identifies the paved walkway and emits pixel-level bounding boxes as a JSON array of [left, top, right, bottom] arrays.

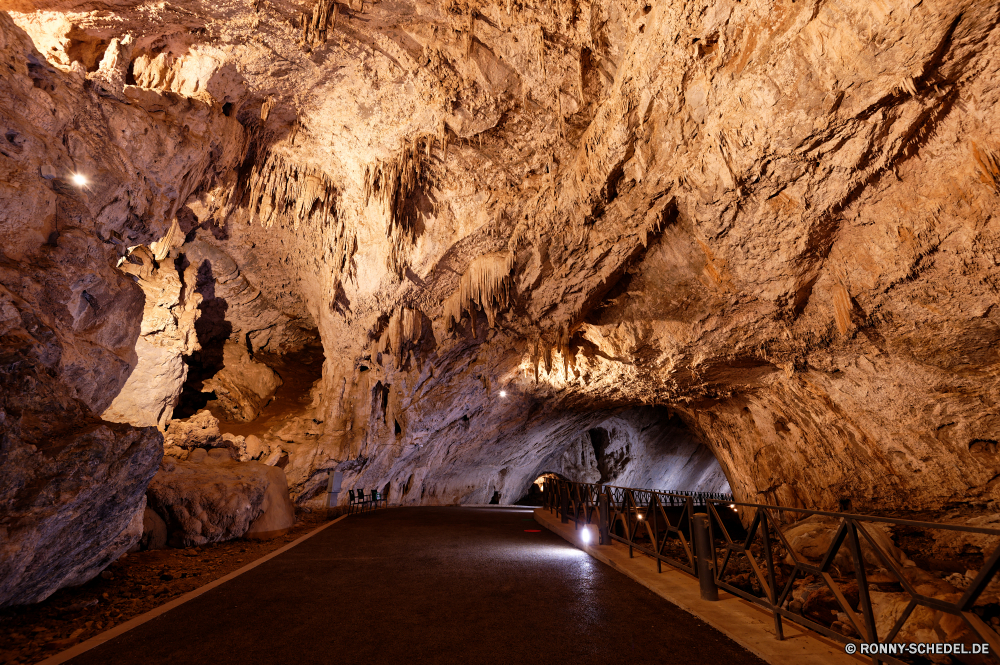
[[68, 507, 765, 665]]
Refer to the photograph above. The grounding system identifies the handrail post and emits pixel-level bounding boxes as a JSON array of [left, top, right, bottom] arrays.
[[598, 490, 610, 545], [693, 512, 719, 601], [561, 482, 570, 524]]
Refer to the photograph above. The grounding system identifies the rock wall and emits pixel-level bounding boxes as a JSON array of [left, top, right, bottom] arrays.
[[102, 239, 202, 428], [3, 0, 1000, 612], [0, 11, 245, 606]]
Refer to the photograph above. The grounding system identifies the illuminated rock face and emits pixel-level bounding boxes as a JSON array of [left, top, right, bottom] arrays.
[[3, 0, 1000, 604], [0, 12, 239, 607]]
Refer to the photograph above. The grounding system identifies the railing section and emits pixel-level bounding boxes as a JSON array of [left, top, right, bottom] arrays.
[[544, 480, 1000, 665]]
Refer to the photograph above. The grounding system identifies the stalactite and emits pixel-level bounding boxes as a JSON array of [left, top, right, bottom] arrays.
[[363, 141, 428, 275], [439, 118, 449, 159], [972, 141, 1000, 191], [465, 12, 475, 59], [301, 0, 335, 49], [442, 252, 515, 331], [507, 220, 529, 254], [559, 325, 574, 381], [557, 90, 564, 139], [220, 136, 358, 289], [377, 306, 424, 367], [529, 337, 541, 382], [260, 95, 275, 121]]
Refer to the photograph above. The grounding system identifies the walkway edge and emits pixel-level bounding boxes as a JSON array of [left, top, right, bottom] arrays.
[[534, 508, 864, 665], [38, 514, 349, 665]]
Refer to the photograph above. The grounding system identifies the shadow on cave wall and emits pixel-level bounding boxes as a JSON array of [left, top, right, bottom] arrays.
[[174, 258, 231, 419], [588, 426, 625, 483]]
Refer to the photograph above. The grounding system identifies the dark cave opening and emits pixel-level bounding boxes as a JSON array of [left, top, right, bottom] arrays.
[[173, 259, 231, 420], [210, 340, 326, 437], [515, 472, 567, 506], [588, 427, 620, 484]]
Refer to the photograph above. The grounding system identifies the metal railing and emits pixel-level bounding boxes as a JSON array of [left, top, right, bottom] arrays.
[[545, 479, 1000, 665]]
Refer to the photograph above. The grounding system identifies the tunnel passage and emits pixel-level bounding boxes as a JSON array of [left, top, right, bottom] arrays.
[[515, 472, 567, 506], [207, 341, 326, 437], [515, 408, 731, 504]]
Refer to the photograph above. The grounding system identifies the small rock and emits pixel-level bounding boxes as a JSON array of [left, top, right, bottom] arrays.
[[57, 598, 99, 612], [101, 571, 114, 580], [39, 164, 56, 179], [245, 434, 265, 460]]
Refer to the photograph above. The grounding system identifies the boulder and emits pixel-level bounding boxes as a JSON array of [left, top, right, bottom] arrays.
[[163, 409, 221, 452], [0, 388, 161, 607], [801, 582, 859, 625], [146, 451, 290, 547], [0, 279, 162, 608], [244, 466, 296, 539], [782, 515, 914, 573], [245, 434, 266, 460], [162, 409, 248, 460], [202, 341, 281, 422], [870, 591, 978, 663]]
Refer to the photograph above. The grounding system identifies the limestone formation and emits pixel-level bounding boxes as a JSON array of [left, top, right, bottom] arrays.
[[137, 507, 168, 551], [244, 466, 297, 539], [147, 450, 294, 547], [102, 241, 202, 428], [202, 341, 282, 422], [161, 409, 222, 456], [781, 515, 915, 573], [4, 0, 1000, 609]]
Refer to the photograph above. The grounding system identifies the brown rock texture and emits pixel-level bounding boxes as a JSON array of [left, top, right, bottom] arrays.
[[202, 341, 282, 422], [0, 9, 240, 606], [0, 332, 161, 607], [147, 450, 294, 547], [3, 0, 1000, 603], [244, 465, 297, 538]]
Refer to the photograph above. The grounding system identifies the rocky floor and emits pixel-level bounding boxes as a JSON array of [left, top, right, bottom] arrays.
[[0, 510, 337, 665]]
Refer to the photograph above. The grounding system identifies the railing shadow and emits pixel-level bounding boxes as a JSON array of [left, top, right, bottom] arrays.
[[544, 480, 1000, 665]]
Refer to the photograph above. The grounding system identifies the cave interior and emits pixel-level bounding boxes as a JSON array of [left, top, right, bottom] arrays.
[[1, 0, 1000, 650]]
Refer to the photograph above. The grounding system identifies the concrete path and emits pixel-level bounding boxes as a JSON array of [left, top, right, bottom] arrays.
[[534, 508, 865, 665], [67, 507, 766, 665]]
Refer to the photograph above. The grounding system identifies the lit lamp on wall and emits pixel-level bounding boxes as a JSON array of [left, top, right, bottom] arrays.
[[70, 173, 88, 187]]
